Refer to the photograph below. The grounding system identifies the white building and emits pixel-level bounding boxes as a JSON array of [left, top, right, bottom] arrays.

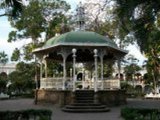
[[0, 63, 16, 75]]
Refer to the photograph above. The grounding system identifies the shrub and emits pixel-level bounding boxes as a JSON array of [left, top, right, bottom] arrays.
[[121, 107, 160, 120], [0, 109, 52, 120], [121, 107, 139, 120]]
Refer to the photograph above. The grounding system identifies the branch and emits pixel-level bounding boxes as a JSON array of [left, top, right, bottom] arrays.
[[0, 13, 7, 17], [0, 13, 12, 17]]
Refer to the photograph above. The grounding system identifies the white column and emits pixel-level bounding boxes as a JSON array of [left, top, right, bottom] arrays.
[[44, 58, 48, 78], [94, 49, 98, 92], [40, 60, 43, 88], [62, 56, 67, 90], [117, 58, 121, 80], [34, 56, 38, 89], [58, 48, 70, 90], [72, 48, 77, 91], [70, 68, 72, 79], [100, 55, 104, 90], [82, 68, 85, 89], [40, 62, 43, 80]]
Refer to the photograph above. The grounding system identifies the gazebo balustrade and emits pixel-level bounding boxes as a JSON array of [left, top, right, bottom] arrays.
[[103, 79, 120, 89], [40, 76, 120, 90], [84, 79, 120, 90], [40, 77, 73, 90]]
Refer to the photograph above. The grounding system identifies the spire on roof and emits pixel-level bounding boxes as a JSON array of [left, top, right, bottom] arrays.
[[75, 2, 85, 31]]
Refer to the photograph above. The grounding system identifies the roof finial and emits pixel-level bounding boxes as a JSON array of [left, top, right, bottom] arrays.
[[75, 2, 85, 31]]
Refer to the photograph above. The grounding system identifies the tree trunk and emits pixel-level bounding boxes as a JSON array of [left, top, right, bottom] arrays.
[[152, 70, 157, 93]]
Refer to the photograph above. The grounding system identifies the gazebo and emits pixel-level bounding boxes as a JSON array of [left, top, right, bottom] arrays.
[[33, 31, 127, 111]]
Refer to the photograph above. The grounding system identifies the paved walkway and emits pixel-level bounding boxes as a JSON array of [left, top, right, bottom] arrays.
[[0, 98, 160, 120]]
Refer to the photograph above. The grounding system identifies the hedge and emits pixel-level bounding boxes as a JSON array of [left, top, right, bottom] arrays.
[[0, 109, 52, 120], [121, 107, 160, 120]]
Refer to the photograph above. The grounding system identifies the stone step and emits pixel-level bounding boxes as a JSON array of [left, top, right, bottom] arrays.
[[62, 108, 110, 113], [75, 95, 94, 98], [75, 91, 94, 98], [76, 100, 94, 103], [75, 90, 94, 92], [75, 90, 94, 95], [75, 93, 94, 96], [62, 90, 110, 113], [71, 103, 102, 106], [65, 105, 107, 109], [75, 96, 94, 100]]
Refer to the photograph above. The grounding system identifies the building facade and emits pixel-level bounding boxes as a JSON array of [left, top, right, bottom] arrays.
[[0, 63, 16, 75]]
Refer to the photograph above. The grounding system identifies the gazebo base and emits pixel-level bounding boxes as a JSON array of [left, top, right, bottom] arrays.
[[34, 89, 126, 107]]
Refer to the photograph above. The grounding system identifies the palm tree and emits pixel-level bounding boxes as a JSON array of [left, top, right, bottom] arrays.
[[0, 51, 8, 66]]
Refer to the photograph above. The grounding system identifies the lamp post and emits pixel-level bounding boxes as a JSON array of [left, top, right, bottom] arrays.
[[72, 48, 77, 91]]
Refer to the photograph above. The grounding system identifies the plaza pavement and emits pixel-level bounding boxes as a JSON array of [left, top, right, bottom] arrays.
[[0, 98, 160, 120]]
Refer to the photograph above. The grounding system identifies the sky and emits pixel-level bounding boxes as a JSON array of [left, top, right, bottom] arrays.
[[0, 0, 146, 65]]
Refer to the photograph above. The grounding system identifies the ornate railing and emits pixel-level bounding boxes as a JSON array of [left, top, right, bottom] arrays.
[[88, 79, 120, 90], [103, 79, 120, 89], [40, 77, 64, 89], [127, 81, 144, 87], [40, 78, 120, 90]]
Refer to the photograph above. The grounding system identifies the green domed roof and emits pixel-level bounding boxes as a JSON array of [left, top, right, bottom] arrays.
[[44, 31, 117, 48]]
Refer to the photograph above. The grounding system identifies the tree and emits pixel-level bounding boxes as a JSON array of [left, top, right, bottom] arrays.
[[0, 0, 23, 18], [124, 64, 141, 81], [143, 73, 154, 85], [0, 51, 8, 93], [46, 60, 63, 77], [82, 0, 115, 38], [114, 0, 160, 91], [144, 50, 160, 92], [11, 48, 21, 61], [0, 72, 7, 93], [82, 0, 133, 47], [123, 55, 141, 82], [8, 0, 70, 61], [0, 51, 8, 65], [8, 62, 37, 93], [81, 0, 134, 78]]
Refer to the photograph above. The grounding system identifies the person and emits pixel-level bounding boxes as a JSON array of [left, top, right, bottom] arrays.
[[65, 79, 72, 89]]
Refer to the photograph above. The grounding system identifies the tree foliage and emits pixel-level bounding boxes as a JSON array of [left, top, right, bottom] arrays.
[[8, 62, 37, 93], [83, 0, 115, 37], [0, 51, 8, 65], [114, 0, 160, 54], [0, 0, 23, 18], [0, 72, 7, 93], [82, 0, 133, 48], [9, 0, 70, 42], [0, 51, 8, 92], [8, 0, 70, 61], [124, 64, 141, 81], [46, 60, 63, 77], [11, 48, 20, 61], [123, 55, 141, 81], [114, 0, 160, 88]]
